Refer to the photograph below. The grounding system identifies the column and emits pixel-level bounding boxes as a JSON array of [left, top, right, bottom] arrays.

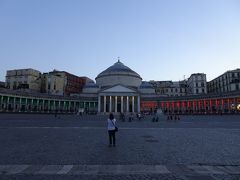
[[227, 98, 230, 113], [74, 101, 76, 112], [37, 99, 39, 112], [103, 96, 106, 113], [48, 100, 50, 112], [43, 100, 45, 112], [0, 96, 3, 111], [115, 96, 117, 113], [31, 99, 34, 112], [69, 101, 72, 112], [132, 96, 135, 113], [121, 96, 123, 113], [127, 96, 129, 112], [13, 97, 16, 112], [53, 100, 56, 112], [137, 96, 140, 113], [94, 102, 97, 110], [109, 96, 112, 112], [7, 97, 9, 112], [98, 96, 101, 113], [25, 98, 27, 112], [58, 101, 61, 112]]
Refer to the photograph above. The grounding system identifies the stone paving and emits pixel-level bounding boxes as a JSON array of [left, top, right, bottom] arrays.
[[0, 114, 240, 179]]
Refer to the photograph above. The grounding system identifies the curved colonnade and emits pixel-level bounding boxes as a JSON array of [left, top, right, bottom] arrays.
[[0, 91, 240, 114], [0, 92, 97, 113], [142, 92, 240, 114]]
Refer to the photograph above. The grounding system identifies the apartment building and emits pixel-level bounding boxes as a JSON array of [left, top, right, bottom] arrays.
[[5, 68, 41, 92], [149, 80, 187, 96], [207, 69, 240, 93], [187, 73, 207, 95]]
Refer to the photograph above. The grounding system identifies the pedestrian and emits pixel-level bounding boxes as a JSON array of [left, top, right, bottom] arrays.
[[107, 113, 117, 147]]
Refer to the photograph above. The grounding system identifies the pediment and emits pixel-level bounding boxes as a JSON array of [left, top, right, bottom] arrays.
[[101, 85, 136, 93]]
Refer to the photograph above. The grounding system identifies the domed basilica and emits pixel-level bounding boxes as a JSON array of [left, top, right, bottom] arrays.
[[81, 60, 155, 113]]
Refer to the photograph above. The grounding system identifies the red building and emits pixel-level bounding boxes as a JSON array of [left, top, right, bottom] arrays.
[[64, 72, 93, 96], [43, 70, 93, 96]]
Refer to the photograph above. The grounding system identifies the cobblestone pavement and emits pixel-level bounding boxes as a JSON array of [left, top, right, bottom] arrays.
[[0, 114, 240, 179]]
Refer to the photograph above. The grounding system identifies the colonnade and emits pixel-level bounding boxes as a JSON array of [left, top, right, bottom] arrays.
[[0, 94, 97, 113], [98, 95, 140, 113], [141, 97, 240, 114], [1, 92, 239, 114]]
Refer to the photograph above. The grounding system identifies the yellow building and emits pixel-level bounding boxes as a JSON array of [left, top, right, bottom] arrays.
[[5, 68, 41, 92], [41, 71, 65, 96]]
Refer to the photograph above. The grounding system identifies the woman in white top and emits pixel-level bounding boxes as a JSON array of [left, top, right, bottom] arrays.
[[107, 113, 117, 147]]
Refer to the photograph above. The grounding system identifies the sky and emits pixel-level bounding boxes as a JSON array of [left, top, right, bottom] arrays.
[[0, 0, 239, 82]]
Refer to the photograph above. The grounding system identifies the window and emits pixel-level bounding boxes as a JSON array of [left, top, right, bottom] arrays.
[[196, 83, 198, 87], [196, 89, 199, 94]]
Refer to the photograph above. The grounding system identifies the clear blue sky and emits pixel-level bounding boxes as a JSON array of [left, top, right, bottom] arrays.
[[0, 0, 239, 82]]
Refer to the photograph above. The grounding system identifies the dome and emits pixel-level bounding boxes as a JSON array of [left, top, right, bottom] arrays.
[[96, 60, 142, 79], [84, 82, 99, 88], [95, 60, 142, 88], [82, 82, 99, 94], [140, 81, 154, 89], [139, 81, 155, 94]]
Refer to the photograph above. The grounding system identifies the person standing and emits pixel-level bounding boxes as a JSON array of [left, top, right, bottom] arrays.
[[107, 113, 117, 147]]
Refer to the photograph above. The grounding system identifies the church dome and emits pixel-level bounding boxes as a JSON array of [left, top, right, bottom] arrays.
[[140, 81, 154, 89], [96, 60, 142, 79], [95, 60, 142, 88]]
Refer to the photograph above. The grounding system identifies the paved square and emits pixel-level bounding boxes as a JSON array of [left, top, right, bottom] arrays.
[[0, 114, 240, 179]]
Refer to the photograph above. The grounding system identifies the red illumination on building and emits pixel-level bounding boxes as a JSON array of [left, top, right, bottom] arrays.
[[161, 102, 164, 108], [176, 102, 180, 107], [140, 94, 240, 114]]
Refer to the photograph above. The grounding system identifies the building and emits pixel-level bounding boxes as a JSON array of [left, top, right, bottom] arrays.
[[0, 81, 5, 89], [80, 60, 155, 113], [149, 80, 187, 96], [41, 70, 92, 96], [0, 61, 239, 114], [207, 69, 240, 93], [41, 71, 65, 96], [187, 73, 207, 95], [5, 68, 42, 92]]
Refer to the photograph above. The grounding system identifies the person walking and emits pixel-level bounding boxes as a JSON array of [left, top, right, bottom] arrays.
[[107, 113, 117, 147]]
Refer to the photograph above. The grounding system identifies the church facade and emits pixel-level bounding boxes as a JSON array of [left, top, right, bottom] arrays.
[[80, 60, 155, 113]]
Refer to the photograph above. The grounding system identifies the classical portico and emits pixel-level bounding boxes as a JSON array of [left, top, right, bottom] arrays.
[[98, 85, 141, 113]]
